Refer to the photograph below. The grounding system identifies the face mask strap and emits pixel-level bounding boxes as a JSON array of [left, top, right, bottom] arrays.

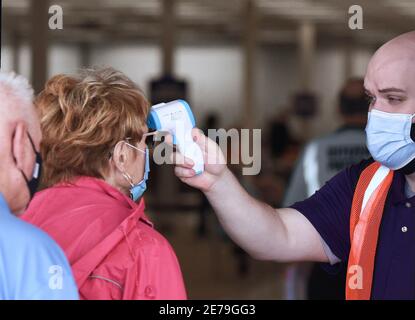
[[116, 138, 150, 201], [109, 138, 146, 158], [14, 133, 41, 196], [19, 169, 30, 185], [124, 141, 146, 154], [143, 148, 150, 180], [18, 133, 40, 178], [122, 171, 135, 188], [27, 133, 37, 154], [408, 113, 415, 138]]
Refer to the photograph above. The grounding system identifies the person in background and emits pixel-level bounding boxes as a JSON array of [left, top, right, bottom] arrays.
[[197, 113, 221, 237], [0, 71, 78, 300], [22, 67, 186, 300], [282, 78, 370, 300], [269, 109, 293, 159]]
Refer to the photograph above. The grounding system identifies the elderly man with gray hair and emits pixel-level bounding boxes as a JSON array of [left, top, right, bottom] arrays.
[[0, 71, 78, 300]]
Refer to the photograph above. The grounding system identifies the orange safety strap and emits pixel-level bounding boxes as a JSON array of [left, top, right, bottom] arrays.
[[346, 162, 394, 300]]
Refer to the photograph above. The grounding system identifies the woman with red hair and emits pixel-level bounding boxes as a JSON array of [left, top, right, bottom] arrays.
[[22, 67, 186, 300]]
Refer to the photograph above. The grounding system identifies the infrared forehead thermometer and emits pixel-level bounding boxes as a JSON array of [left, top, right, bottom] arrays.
[[147, 100, 205, 175]]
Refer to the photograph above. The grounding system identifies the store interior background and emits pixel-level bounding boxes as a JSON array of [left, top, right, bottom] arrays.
[[2, 0, 414, 299]]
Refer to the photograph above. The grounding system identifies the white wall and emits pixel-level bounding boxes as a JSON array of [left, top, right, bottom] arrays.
[[88, 44, 374, 132], [312, 46, 348, 135], [89, 44, 161, 93], [1, 42, 374, 135], [48, 45, 82, 76], [88, 44, 304, 128], [255, 47, 299, 126], [1, 43, 82, 80], [0, 46, 13, 73], [351, 48, 372, 77], [176, 46, 243, 128], [0, 43, 31, 79]]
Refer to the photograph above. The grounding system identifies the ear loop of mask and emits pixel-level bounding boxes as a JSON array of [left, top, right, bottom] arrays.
[[121, 141, 149, 186], [411, 122, 415, 142], [394, 114, 415, 175], [16, 133, 42, 200], [123, 143, 150, 201], [121, 171, 136, 188], [17, 134, 37, 179], [124, 141, 146, 155], [110, 138, 150, 186]]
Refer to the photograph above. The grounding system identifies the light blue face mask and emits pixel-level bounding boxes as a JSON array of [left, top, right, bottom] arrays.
[[122, 144, 150, 202], [366, 109, 415, 170]]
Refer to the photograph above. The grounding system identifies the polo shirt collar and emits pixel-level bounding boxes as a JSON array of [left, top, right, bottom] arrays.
[[390, 171, 415, 205]]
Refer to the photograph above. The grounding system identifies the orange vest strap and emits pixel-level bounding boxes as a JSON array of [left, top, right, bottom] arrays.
[[346, 162, 394, 300]]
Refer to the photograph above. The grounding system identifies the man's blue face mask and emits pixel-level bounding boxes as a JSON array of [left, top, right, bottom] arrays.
[[122, 143, 150, 202], [366, 109, 415, 170]]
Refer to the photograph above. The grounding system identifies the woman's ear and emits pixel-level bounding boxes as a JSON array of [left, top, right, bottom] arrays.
[[11, 121, 33, 176], [111, 141, 128, 173]]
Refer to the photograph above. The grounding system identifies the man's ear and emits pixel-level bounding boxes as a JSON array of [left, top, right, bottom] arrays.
[[111, 141, 129, 173], [11, 121, 31, 173]]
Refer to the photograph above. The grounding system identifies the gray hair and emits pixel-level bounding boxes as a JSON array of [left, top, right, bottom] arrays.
[[0, 71, 34, 105]]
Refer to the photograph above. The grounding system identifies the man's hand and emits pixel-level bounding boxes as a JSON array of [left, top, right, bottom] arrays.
[[170, 128, 227, 192]]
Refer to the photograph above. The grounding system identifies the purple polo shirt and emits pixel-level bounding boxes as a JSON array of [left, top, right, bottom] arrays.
[[290, 158, 415, 300]]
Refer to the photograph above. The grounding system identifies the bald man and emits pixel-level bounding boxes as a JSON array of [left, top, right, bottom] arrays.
[[172, 31, 415, 300], [0, 72, 78, 299]]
